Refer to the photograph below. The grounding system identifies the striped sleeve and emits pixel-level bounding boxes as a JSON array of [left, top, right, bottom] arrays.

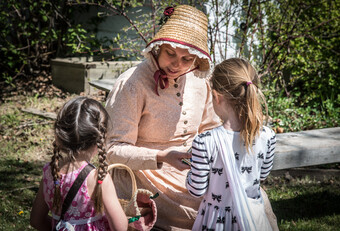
[[186, 135, 210, 198], [260, 128, 276, 180]]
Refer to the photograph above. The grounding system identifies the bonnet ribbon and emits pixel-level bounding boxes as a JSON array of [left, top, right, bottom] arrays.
[[152, 52, 199, 96], [153, 69, 169, 96]]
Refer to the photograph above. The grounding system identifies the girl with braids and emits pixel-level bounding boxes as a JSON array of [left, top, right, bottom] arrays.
[[30, 97, 127, 231], [186, 58, 277, 231]]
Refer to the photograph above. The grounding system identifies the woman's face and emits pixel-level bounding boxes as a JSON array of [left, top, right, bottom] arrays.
[[157, 44, 196, 79]]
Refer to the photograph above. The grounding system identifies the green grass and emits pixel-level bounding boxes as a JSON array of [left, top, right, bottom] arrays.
[[0, 95, 65, 230], [264, 175, 340, 231], [0, 95, 339, 230], [0, 158, 44, 230]]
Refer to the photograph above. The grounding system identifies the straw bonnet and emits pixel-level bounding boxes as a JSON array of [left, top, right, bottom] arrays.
[[142, 5, 212, 78]]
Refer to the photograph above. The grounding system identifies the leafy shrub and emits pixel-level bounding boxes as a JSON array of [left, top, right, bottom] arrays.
[[0, 0, 101, 87], [265, 89, 339, 132]]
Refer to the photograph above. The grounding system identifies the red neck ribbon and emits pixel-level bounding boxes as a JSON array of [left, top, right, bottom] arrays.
[[154, 69, 169, 96]]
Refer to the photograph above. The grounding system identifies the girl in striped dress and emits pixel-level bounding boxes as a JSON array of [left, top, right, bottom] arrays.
[[186, 58, 276, 231]]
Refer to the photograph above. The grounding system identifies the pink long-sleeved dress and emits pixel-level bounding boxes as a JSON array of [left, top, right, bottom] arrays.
[[105, 57, 220, 230]]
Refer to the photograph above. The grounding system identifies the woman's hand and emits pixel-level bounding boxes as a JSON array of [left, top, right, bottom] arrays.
[[157, 150, 192, 171]]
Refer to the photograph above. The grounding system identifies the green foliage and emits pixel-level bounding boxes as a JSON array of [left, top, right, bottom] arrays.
[[265, 88, 339, 132], [224, 0, 339, 114], [63, 24, 98, 55], [103, 0, 207, 60], [259, 0, 340, 111], [0, 0, 102, 85], [1, 0, 338, 119], [1, 1, 54, 82]]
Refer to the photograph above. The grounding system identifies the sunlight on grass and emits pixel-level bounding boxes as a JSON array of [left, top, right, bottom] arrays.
[[279, 216, 340, 231], [0, 95, 76, 230], [264, 174, 340, 231]]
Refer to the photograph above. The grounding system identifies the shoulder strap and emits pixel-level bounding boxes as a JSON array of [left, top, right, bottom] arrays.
[[212, 127, 257, 231], [59, 164, 95, 221]]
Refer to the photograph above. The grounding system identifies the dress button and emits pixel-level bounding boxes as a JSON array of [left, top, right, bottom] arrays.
[[184, 129, 187, 134], [184, 120, 188, 124], [176, 92, 181, 97], [174, 84, 178, 88], [182, 111, 186, 115], [179, 102, 183, 106], [183, 142, 187, 147]]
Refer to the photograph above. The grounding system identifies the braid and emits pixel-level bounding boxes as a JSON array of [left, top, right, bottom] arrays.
[[93, 122, 108, 213], [51, 96, 110, 214], [51, 141, 62, 212]]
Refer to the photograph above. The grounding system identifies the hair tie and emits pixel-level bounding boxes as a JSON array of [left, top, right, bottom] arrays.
[[246, 81, 253, 86], [97, 180, 103, 184], [54, 180, 60, 185]]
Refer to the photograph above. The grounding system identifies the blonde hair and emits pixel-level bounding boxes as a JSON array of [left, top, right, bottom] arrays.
[[51, 97, 109, 214], [210, 58, 268, 152]]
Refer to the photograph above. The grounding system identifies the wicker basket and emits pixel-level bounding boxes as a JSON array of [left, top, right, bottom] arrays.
[[108, 164, 158, 231], [108, 163, 138, 213]]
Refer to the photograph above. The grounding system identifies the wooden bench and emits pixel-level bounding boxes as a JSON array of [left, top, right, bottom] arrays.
[[89, 79, 116, 92], [272, 127, 340, 170], [90, 79, 340, 171]]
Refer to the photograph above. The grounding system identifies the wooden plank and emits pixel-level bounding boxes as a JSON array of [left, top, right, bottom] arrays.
[[89, 79, 116, 92], [272, 127, 340, 170], [21, 108, 57, 120]]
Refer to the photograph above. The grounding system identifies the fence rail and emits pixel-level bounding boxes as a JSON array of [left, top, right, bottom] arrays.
[[273, 127, 340, 170]]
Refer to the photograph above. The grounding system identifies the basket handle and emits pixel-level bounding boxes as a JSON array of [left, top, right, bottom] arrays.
[[107, 163, 137, 200]]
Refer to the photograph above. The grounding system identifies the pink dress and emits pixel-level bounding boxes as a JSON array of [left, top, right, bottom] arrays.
[[42, 162, 111, 230]]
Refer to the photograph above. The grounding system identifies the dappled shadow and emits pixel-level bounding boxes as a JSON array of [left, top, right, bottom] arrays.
[[272, 189, 340, 221], [0, 158, 46, 192], [0, 158, 47, 228]]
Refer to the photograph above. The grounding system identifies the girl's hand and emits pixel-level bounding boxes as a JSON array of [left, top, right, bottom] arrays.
[[157, 150, 192, 171]]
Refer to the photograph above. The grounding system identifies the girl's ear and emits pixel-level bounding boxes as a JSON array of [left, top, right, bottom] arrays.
[[212, 90, 222, 104]]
